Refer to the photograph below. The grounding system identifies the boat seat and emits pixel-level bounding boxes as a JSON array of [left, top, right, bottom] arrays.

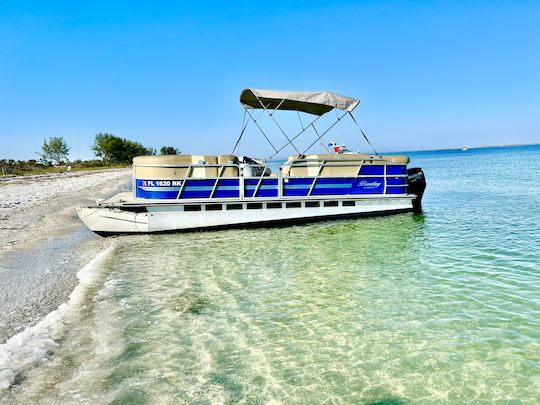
[[284, 154, 365, 177], [217, 155, 240, 177], [380, 155, 410, 164], [191, 155, 219, 178], [133, 155, 219, 179], [282, 154, 410, 177]]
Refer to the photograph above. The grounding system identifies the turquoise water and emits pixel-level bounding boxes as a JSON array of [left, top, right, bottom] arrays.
[[3, 145, 540, 403]]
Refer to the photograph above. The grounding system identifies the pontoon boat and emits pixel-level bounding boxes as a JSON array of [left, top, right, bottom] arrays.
[[77, 89, 426, 235]]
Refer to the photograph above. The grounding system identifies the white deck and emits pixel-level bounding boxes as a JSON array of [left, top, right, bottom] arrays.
[[77, 194, 414, 234]]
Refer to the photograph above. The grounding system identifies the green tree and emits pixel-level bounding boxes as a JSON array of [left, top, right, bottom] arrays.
[[92, 133, 154, 164], [39, 137, 70, 165], [160, 146, 179, 155]]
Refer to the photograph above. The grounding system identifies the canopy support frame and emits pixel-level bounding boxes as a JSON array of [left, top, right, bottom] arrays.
[[296, 110, 305, 131], [234, 88, 379, 160], [231, 103, 276, 155], [348, 112, 379, 156], [268, 114, 324, 160], [253, 95, 302, 155], [244, 108, 279, 154], [231, 109, 248, 155], [301, 111, 349, 155]]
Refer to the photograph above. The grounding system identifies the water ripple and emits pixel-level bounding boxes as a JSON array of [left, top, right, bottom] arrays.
[[3, 145, 540, 403]]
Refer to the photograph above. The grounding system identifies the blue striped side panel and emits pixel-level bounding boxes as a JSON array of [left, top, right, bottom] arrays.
[[244, 179, 279, 197], [358, 165, 384, 175], [386, 177, 407, 185], [311, 178, 355, 195], [386, 186, 407, 194], [285, 177, 387, 196], [385, 168, 407, 194], [386, 165, 406, 175], [181, 179, 241, 199], [180, 179, 215, 199], [214, 179, 240, 198], [284, 178, 314, 196]]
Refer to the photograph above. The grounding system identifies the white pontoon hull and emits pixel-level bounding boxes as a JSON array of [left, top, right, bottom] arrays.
[[77, 196, 415, 235]]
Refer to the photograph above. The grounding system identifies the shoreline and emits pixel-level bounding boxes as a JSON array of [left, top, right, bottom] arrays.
[[0, 244, 116, 391], [0, 168, 130, 343], [0, 167, 129, 185], [0, 168, 130, 251]]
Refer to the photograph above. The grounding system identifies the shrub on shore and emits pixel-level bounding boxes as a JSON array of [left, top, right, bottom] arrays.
[[38, 137, 70, 165], [1, 159, 46, 176], [160, 146, 180, 155], [92, 133, 155, 164], [0, 159, 126, 177], [2, 132, 157, 176]]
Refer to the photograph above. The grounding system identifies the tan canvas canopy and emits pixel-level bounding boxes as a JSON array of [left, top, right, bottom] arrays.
[[240, 88, 359, 116]]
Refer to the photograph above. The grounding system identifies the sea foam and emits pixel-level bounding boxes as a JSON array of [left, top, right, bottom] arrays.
[[0, 244, 115, 390]]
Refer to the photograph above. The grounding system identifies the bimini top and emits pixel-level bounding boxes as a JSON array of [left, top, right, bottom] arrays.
[[240, 88, 360, 116]]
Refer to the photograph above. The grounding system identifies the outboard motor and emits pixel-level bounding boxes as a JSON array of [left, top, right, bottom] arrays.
[[407, 168, 426, 212]]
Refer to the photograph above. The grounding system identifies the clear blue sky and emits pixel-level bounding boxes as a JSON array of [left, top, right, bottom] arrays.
[[1, 1, 539, 160]]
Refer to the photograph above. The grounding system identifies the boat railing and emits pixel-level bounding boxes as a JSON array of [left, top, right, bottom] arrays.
[[133, 162, 271, 199], [132, 159, 408, 200], [281, 157, 407, 176], [282, 156, 395, 167], [279, 157, 407, 197]]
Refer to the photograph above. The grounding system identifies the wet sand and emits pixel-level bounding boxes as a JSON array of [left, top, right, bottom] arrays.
[[0, 169, 130, 343]]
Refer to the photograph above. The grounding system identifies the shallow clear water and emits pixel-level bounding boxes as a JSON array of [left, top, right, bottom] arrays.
[[3, 145, 540, 403]]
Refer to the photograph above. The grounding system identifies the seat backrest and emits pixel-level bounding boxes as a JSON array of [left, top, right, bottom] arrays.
[[283, 154, 410, 177], [381, 155, 410, 164], [133, 154, 220, 179], [284, 154, 366, 177], [217, 155, 240, 177], [190, 155, 218, 178], [134, 155, 193, 179]]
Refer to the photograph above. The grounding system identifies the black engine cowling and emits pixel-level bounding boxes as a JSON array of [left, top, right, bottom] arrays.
[[407, 167, 426, 212]]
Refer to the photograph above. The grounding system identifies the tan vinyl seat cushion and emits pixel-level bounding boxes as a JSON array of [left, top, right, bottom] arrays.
[[217, 155, 240, 177], [283, 154, 409, 177], [285, 154, 365, 177], [286, 154, 409, 163], [381, 155, 410, 164], [134, 154, 219, 179]]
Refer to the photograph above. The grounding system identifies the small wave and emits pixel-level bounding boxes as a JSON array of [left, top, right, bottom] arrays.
[[0, 244, 115, 391]]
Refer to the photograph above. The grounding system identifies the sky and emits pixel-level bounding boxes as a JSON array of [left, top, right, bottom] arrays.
[[1, 1, 539, 160]]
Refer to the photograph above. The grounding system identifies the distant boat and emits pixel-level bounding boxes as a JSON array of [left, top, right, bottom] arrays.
[[462, 147, 468, 151]]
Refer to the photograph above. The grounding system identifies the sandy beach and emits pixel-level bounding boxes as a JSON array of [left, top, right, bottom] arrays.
[[0, 169, 131, 343], [0, 169, 130, 252]]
